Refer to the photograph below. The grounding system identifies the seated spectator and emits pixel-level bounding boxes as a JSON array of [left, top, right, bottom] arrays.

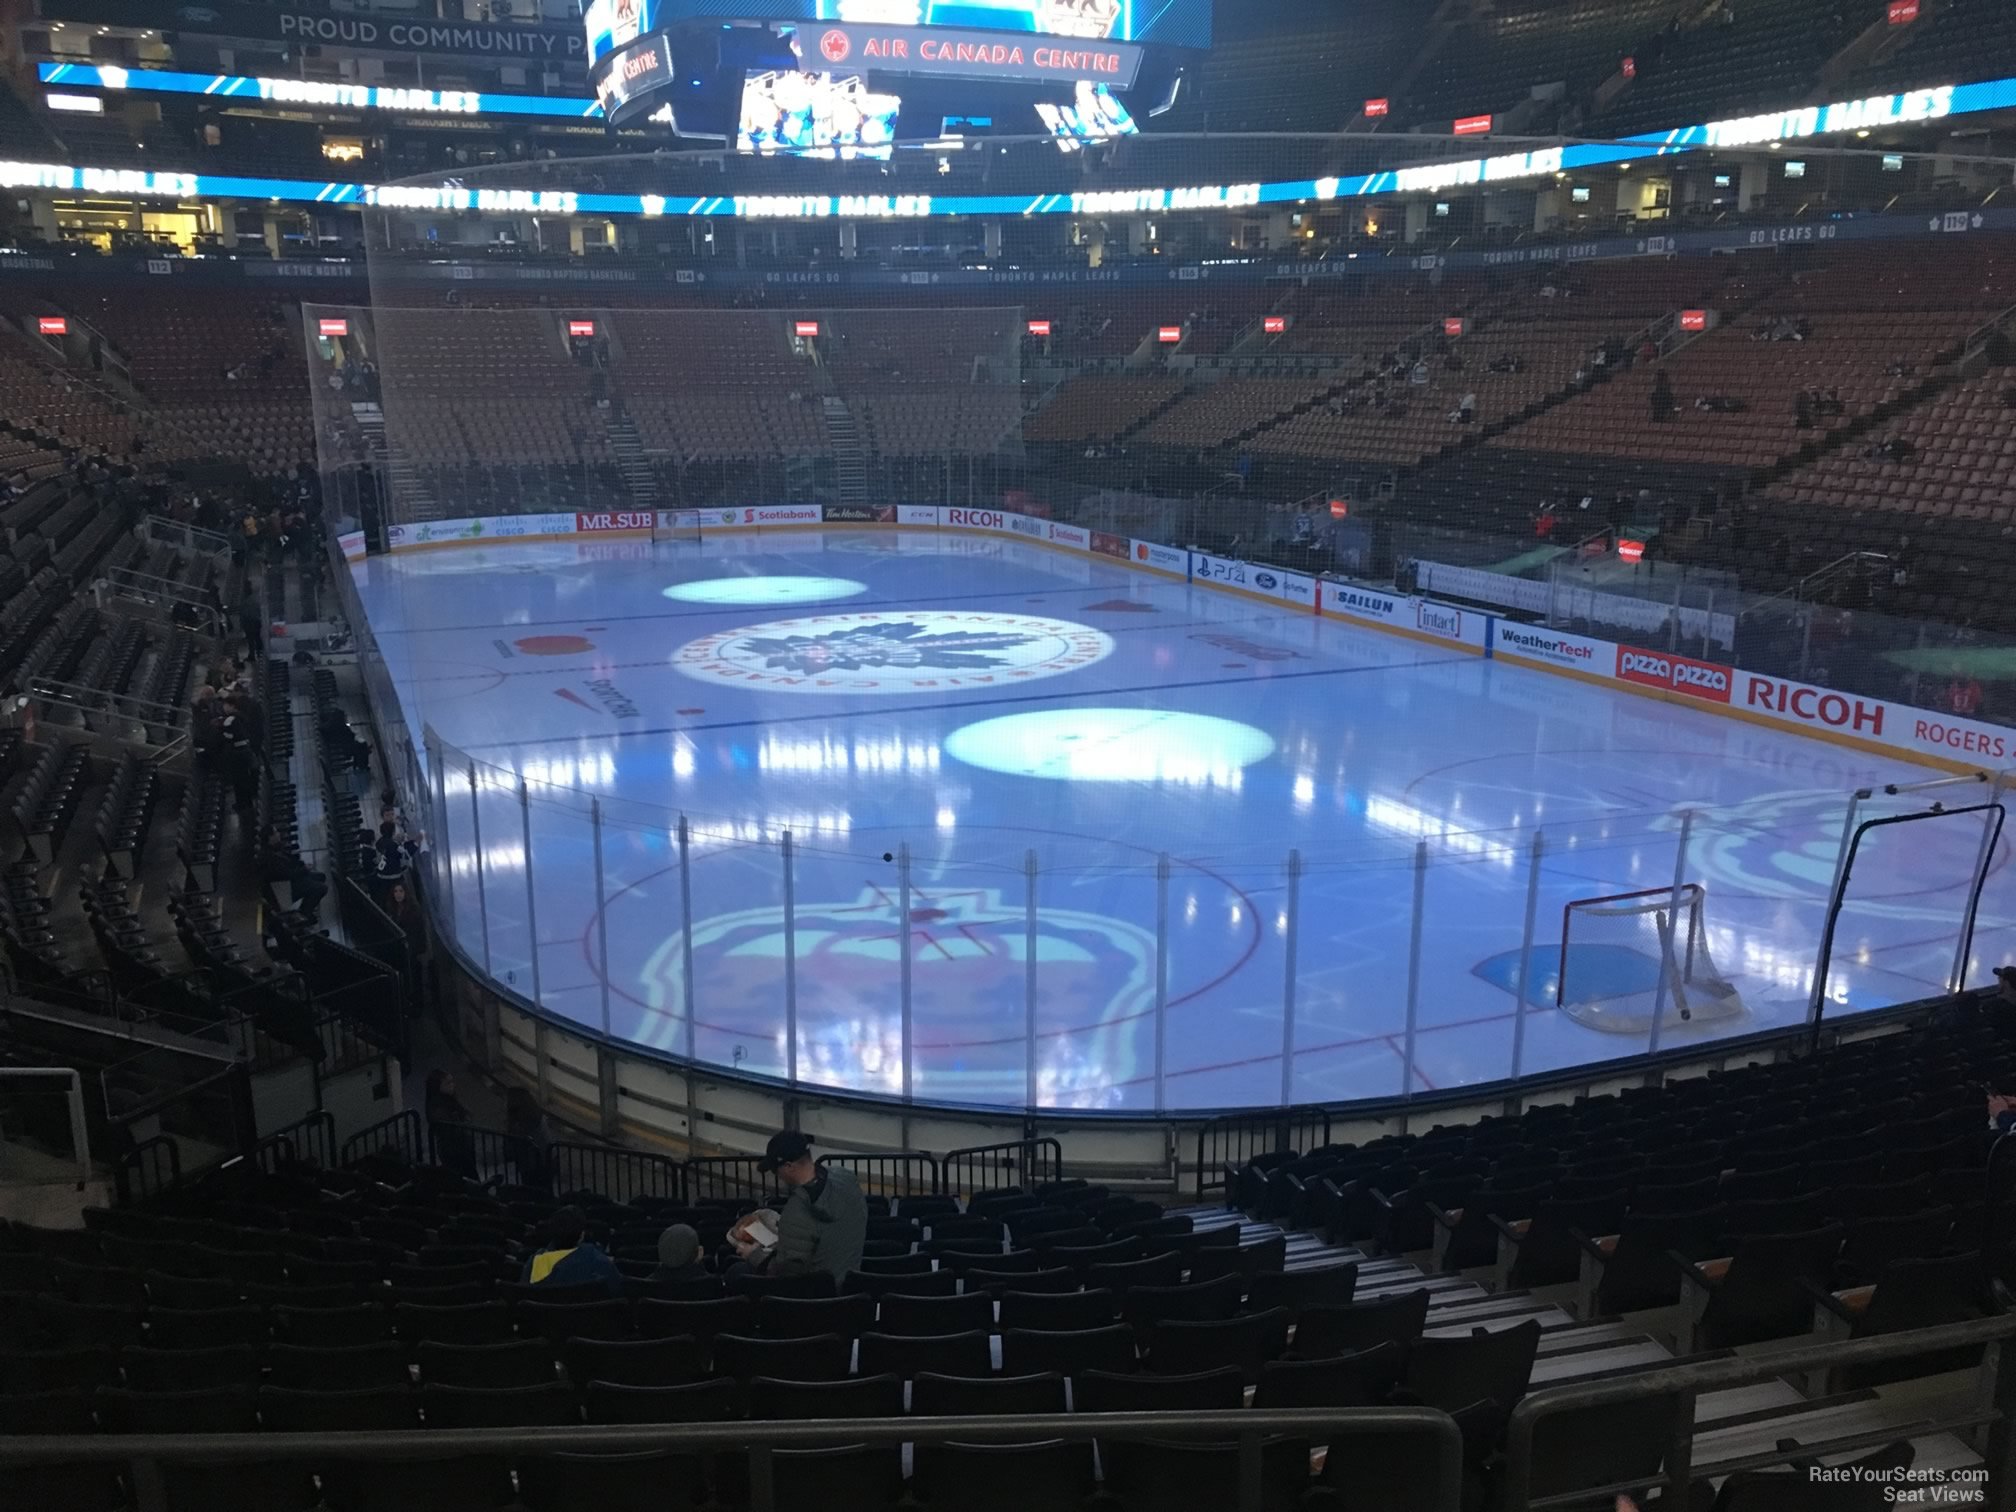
[[1863, 437, 1917, 463], [1695, 394, 1747, 414], [1816, 387, 1845, 417], [651, 1224, 709, 1283], [1486, 353, 1525, 374], [521, 1206, 624, 1294], [1447, 392, 1477, 425], [259, 827, 327, 919]]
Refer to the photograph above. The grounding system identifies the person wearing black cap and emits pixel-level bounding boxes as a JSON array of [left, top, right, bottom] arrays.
[[740, 1129, 867, 1282]]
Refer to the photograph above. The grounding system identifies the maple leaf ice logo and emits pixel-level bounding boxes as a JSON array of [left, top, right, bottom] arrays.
[[741, 620, 1040, 674]]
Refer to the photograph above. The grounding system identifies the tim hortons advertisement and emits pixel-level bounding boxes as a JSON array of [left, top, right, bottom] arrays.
[[1616, 646, 1734, 704], [822, 504, 897, 523], [1496, 623, 1610, 672], [1132, 540, 1188, 576], [1090, 531, 1129, 560], [575, 510, 655, 533]]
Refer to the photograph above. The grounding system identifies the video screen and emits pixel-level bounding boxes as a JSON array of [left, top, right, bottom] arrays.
[[1036, 81, 1137, 150], [580, 0, 1210, 50], [820, 0, 1119, 36], [738, 71, 901, 158], [584, 0, 657, 67]]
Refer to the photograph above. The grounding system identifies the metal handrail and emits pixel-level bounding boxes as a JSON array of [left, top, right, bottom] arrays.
[[0, 1407, 1466, 1512], [1498, 1313, 2016, 1511], [1194, 1107, 1332, 1200], [338, 1108, 425, 1168], [0, 1064, 91, 1189], [818, 1149, 940, 1198], [940, 1137, 1063, 1196], [112, 1132, 181, 1206]]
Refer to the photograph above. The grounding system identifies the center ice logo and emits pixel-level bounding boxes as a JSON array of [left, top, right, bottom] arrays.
[[674, 610, 1113, 693], [632, 885, 1154, 1107]]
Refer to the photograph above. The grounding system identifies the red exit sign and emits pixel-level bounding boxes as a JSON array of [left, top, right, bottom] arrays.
[[1157, 325, 1183, 344], [318, 318, 348, 337], [36, 316, 66, 335], [1364, 98, 1389, 118], [1453, 114, 1493, 136], [1679, 309, 1708, 332], [567, 320, 596, 337], [793, 320, 821, 338], [1888, 0, 1918, 22], [1263, 316, 1287, 334], [1026, 319, 1051, 337], [1443, 317, 1465, 337]]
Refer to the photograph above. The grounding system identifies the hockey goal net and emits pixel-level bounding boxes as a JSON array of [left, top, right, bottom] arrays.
[[1557, 883, 1748, 1035], [652, 509, 703, 543]]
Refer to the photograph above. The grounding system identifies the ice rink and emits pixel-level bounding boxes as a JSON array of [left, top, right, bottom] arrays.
[[353, 527, 2013, 1112]]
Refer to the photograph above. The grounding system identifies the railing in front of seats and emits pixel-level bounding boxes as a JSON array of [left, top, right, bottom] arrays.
[[112, 1133, 180, 1206], [685, 1153, 777, 1206], [1194, 1106, 1332, 1200], [818, 1149, 939, 1199], [338, 1109, 426, 1168], [551, 1141, 686, 1205], [0, 1408, 1465, 1512], [939, 1137, 1062, 1198], [1498, 1313, 2016, 1512]]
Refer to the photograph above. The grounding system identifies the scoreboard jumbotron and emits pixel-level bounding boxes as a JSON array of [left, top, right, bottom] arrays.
[[583, 0, 1206, 139]]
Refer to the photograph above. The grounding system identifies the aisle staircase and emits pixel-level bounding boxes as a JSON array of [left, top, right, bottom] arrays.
[[822, 396, 869, 506], [1182, 1201, 1990, 1491], [607, 405, 657, 511], [352, 403, 440, 522]]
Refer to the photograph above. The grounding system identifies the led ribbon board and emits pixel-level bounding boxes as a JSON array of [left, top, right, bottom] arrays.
[[4, 76, 2010, 220], [38, 63, 605, 120]]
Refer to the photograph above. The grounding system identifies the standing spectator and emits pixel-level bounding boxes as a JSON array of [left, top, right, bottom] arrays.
[[385, 878, 427, 1012], [239, 598, 263, 661], [425, 1069, 477, 1178], [504, 1085, 552, 1194], [1650, 370, 1675, 422], [1949, 676, 1984, 717]]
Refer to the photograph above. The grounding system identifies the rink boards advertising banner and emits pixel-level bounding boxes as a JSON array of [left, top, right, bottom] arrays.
[[375, 502, 2016, 772]]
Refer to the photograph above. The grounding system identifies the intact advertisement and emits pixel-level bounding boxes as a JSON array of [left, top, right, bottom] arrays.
[[1414, 600, 1468, 643], [1132, 540, 1187, 576], [1615, 645, 1733, 704]]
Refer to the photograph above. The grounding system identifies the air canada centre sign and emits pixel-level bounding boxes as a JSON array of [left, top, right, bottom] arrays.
[[810, 22, 1142, 87]]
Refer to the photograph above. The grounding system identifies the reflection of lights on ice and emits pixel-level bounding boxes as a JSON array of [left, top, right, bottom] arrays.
[[685, 813, 853, 847], [1293, 773, 1316, 808], [1184, 894, 1198, 922], [662, 575, 867, 607], [449, 843, 527, 877], [1275, 911, 1288, 935], [935, 806, 957, 830], [1230, 904, 1242, 926], [760, 732, 939, 775], [672, 743, 696, 778], [1364, 794, 1515, 867], [944, 709, 1273, 785]]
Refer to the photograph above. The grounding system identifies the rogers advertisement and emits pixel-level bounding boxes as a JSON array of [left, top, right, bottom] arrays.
[[1616, 646, 1733, 704], [1090, 531, 1128, 560]]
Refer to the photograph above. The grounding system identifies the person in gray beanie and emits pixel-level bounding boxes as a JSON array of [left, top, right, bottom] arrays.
[[650, 1222, 708, 1283]]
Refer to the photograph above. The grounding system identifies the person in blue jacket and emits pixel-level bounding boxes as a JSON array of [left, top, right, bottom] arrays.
[[519, 1206, 623, 1295]]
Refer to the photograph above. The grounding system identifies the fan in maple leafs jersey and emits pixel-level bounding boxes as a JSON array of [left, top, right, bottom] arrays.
[[741, 620, 1045, 674]]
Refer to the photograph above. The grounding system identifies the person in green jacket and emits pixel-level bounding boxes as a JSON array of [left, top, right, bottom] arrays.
[[735, 1129, 867, 1282]]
